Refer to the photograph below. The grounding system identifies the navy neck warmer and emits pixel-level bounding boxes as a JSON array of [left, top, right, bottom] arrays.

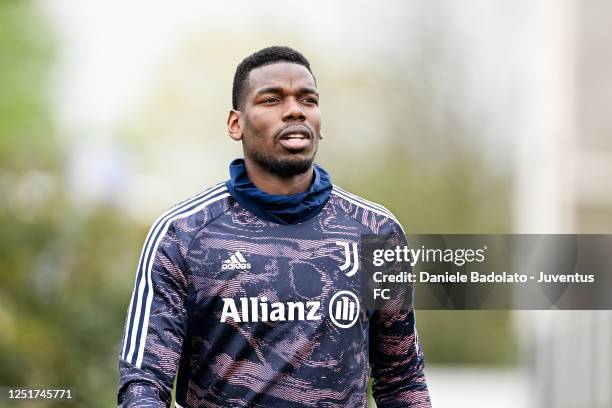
[[225, 158, 332, 225]]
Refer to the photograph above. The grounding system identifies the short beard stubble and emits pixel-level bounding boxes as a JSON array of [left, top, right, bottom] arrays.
[[243, 116, 320, 178], [249, 142, 318, 178]]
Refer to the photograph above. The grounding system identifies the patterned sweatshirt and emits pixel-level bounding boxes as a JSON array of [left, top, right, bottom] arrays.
[[118, 165, 430, 408]]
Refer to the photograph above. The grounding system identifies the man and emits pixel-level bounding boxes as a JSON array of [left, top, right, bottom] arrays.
[[118, 46, 431, 407]]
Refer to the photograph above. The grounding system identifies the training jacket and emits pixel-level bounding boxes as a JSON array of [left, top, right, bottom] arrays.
[[118, 160, 430, 408]]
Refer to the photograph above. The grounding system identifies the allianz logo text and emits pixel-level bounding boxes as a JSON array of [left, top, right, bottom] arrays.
[[220, 291, 360, 329]]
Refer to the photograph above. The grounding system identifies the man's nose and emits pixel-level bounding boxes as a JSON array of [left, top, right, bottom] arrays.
[[282, 98, 306, 121]]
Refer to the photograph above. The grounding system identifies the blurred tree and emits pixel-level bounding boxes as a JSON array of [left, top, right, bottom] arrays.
[[0, 2, 144, 406]]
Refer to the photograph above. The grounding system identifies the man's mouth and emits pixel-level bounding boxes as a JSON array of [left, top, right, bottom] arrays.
[[278, 127, 312, 151]]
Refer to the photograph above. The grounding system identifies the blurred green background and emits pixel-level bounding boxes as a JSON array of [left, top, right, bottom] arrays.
[[2, 1, 611, 407], [0, 2, 513, 406]]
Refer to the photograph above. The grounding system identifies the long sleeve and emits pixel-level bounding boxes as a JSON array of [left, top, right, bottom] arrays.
[[369, 223, 431, 407], [118, 221, 189, 407], [369, 307, 430, 407]]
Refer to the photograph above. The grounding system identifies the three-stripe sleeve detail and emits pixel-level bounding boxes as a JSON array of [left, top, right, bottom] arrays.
[[331, 186, 404, 233], [122, 184, 229, 367]]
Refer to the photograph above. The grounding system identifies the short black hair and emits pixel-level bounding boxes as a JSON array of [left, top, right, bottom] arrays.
[[232, 46, 314, 110]]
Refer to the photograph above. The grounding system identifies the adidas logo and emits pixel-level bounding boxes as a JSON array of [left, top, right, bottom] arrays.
[[222, 251, 251, 270]]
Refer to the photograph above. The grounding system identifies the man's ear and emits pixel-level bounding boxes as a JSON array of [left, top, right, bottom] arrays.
[[227, 110, 243, 141]]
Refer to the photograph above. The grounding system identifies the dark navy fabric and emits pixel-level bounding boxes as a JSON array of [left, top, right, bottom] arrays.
[[118, 179, 431, 407], [225, 158, 333, 225]]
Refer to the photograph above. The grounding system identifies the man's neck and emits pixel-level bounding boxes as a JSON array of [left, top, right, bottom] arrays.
[[244, 159, 313, 195]]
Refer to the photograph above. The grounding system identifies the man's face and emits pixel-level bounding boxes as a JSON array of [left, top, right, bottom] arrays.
[[232, 62, 321, 178]]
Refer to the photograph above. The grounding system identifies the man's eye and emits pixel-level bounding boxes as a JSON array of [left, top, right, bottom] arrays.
[[302, 97, 318, 104], [263, 97, 279, 104]]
